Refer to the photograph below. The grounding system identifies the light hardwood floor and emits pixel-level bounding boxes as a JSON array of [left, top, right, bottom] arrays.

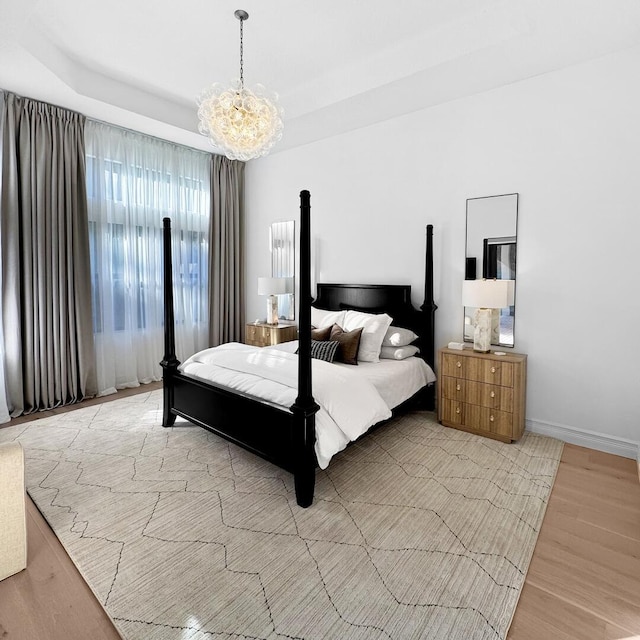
[[0, 389, 638, 640], [508, 444, 640, 640]]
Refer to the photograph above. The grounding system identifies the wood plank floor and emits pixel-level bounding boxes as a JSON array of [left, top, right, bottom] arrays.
[[508, 444, 640, 640], [0, 388, 638, 640], [0, 386, 160, 640]]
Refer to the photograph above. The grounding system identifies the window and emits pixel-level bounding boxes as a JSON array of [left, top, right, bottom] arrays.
[[85, 122, 210, 394]]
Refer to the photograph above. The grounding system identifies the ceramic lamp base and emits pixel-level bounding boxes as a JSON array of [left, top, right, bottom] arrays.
[[266, 295, 279, 325], [473, 307, 492, 353], [490, 308, 500, 344]]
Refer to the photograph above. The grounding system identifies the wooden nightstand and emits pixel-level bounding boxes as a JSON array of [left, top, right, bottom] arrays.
[[438, 346, 527, 443], [245, 323, 298, 347]]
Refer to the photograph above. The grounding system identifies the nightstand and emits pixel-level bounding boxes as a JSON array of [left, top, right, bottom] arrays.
[[245, 323, 298, 347], [438, 346, 527, 443]]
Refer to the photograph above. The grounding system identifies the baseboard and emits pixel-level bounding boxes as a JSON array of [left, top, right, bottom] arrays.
[[526, 418, 639, 460]]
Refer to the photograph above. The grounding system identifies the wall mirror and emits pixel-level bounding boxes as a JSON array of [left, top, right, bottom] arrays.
[[464, 193, 519, 347], [270, 220, 295, 320]]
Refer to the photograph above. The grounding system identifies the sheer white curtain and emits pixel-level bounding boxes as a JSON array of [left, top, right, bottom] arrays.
[[85, 121, 210, 395]]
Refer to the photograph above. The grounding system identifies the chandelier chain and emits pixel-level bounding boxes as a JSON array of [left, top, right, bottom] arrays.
[[239, 16, 244, 89]]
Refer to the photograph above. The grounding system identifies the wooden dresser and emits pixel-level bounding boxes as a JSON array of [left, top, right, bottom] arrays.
[[438, 346, 527, 442], [245, 323, 297, 347]]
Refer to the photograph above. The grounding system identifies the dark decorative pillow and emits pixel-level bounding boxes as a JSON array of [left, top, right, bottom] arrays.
[[329, 324, 363, 365], [310, 339, 340, 362], [311, 325, 332, 341]]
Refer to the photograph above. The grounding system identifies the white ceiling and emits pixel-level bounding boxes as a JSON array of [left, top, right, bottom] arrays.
[[2, 0, 640, 153]]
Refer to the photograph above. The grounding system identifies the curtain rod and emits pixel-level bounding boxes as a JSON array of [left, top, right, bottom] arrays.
[[86, 116, 216, 158], [0, 87, 226, 160]]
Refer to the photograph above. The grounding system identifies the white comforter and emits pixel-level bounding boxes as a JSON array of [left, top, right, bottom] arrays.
[[180, 342, 392, 469]]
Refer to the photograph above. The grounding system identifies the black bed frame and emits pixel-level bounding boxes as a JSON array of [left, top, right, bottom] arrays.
[[161, 190, 436, 507]]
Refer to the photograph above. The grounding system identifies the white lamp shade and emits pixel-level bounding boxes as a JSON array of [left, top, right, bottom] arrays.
[[257, 277, 288, 296], [462, 279, 512, 309], [506, 279, 515, 306], [283, 277, 294, 294]]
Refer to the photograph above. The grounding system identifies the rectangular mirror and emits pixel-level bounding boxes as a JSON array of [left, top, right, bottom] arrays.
[[464, 193, 518, 347], [270, 220, 295, 321]]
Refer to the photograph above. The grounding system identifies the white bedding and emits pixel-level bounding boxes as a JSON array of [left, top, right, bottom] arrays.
[[341, 356, 435, 408], [267, 340, 436, 409], [180, 343, 394, 469]]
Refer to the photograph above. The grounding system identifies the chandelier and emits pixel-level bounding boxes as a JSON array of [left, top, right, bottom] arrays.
[[197, 9, 284, 161]]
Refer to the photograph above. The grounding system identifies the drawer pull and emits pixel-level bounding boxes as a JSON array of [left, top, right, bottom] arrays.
[[489, 415, 494, 422], [456, 384, 461, 391], [490, 391, 495, 398], [456, 407, 461, 414], [456, 361, 462, 368], [490, 366, 496, 373]]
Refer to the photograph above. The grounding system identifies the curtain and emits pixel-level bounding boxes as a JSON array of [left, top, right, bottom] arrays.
[[0, 91, 9, 423], [209, 154, 245, 346], [0, 92, 96, 417], [85, 121, 210, 395]]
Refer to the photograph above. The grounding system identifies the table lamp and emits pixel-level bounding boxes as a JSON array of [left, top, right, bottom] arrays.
[[462, 279, 512, 352], [258, 277, 288, 325]]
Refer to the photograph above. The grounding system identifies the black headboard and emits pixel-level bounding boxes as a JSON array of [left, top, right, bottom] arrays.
[[314, 283, 418, 329], [313, 283, 434, 370], [311, 225, 436, 398]]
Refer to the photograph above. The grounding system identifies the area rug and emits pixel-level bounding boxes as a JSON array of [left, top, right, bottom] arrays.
[[0, 390, 563, 640]]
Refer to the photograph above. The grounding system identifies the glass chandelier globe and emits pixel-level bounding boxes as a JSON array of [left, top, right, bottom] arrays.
[[197, 10, 284, 161]]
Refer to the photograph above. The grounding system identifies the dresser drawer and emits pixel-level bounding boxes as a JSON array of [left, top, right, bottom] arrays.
[[465, 380, 513, 412], [273, 325, 298, 344], [440, 399, 465, 426], [441, 353, 467, 378], [245, 324, 269, 346], [441, 376, 466, 401], [465, 358, 514, 387], [245, 323, 298, 347], [463, 405, 514, 439], [442, 401, 513, 439]]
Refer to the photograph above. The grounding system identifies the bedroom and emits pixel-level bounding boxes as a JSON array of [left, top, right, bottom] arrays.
[[0, 1, 639, 639]]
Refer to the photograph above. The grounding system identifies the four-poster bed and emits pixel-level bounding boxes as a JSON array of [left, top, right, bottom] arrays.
[[160, 190, 436, 507]]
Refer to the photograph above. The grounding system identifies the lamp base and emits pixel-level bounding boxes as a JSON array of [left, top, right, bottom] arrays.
[[473, 308, 492, 353], [266, 295, 279, 326], [490, 308, 500, 344]]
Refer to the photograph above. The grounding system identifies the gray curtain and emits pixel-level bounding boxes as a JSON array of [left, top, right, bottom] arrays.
[[208, 155, 245, 346], [0, 92, 96, 416]]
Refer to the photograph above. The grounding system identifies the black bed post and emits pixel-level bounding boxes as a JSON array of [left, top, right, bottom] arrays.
[[421, 224, 437, 410], [291, 190, 320, 507], [160, 217, 180, 427]]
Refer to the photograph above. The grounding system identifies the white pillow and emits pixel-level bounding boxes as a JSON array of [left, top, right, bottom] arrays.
[[311, 306, 346, 330], [382, 325, 418, 347], [380, 345, 420, 360], [342, 310, 393, 363]]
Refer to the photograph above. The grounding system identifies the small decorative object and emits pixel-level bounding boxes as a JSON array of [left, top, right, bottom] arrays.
[[465, 257, 477, 280], [462, 279, 512, 352], [197, 9, 284, 161], [257, 277, 289, 325]]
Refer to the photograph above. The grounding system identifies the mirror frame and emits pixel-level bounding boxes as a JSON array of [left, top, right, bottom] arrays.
[[270, 220, 295, 321], [464, 193, 519, 348]]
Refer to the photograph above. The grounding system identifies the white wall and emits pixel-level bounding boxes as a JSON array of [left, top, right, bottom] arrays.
[[245, 45, 640, 455]]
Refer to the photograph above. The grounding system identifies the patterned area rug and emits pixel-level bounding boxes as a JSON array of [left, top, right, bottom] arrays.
[[0, 390, 563, 640]]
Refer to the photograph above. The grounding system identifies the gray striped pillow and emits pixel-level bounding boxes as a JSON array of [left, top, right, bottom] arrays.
[[310, 339, 340, 362]]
